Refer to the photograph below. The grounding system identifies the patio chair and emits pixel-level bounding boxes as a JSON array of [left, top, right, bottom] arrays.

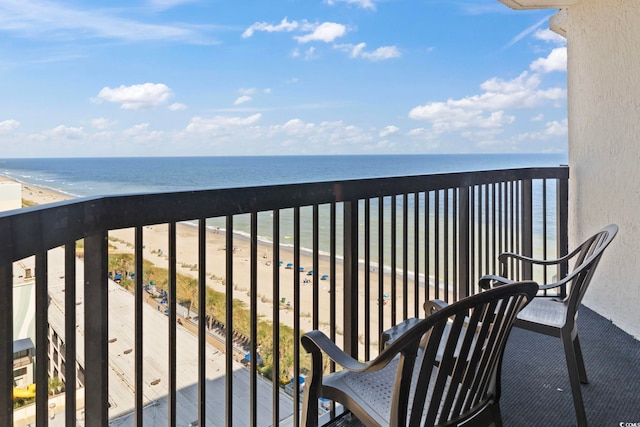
[[301, 281, 538, 427], [478, 224, 618, 427]]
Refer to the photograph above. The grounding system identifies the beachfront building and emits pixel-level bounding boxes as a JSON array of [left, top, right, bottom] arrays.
[[0, 181, 20, 212], [499, 0, 640, 342]]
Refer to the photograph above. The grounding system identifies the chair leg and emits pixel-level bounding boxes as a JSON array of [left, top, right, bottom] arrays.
[[562, 333, 588, 427], [573, 334, 589, 384], [489, 403, 504, 427]]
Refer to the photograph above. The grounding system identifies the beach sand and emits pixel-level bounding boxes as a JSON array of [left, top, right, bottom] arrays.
[[4, 175, 422, 358]]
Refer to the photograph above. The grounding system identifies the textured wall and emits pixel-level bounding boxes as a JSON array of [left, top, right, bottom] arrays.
[[567, 0, 640, 338]]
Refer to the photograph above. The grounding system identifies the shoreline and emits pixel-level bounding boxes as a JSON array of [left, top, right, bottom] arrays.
[[3, 174, 419, 356]]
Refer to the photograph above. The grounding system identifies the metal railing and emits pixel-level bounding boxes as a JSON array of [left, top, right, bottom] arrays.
[[0, 166, 568, 426]]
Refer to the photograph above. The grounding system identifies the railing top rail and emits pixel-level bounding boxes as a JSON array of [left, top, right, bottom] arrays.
[[0, 166, 568, 262]]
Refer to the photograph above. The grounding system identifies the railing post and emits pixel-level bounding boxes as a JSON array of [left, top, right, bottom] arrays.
[[84, 231, 109, 426], [457, 187, 470, 299], [557, 167, 570, 297], [343, 200, 359, 358], [0, 236, 12, 426], [521, 179, 534, 279]]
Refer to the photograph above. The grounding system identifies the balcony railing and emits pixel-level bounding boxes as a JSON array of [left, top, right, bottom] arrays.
[[0, 166, 568, 426]]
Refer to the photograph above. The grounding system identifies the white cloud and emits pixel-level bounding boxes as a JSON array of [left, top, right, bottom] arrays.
[[233, 95, 252, 105], [263, 88, 272, 94], [239, 88, 257, 95], [91, 118, 115, 129], [335, 42, 401, 61], [0, 119, 20, 132], [186, 114, 262, 133], [94, 83, 173, 110], [45, 125, 84, 139], [324, 0, 376, 10], [379, 125, 399, 137], [502, 15, 551, 50], [530, 47, 567, 73], [531, 113, 544, 122], [123, 123, 165, 143], [534, 28, 566, 45], [295, 22, 347, 43], [0, 0, 214, 44], [242, 18, 299, 38], [168, 102, 187, 111], [516, 118, 568, 141]]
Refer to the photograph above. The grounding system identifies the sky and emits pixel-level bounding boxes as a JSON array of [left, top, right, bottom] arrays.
[[0, 0, 568, 157]]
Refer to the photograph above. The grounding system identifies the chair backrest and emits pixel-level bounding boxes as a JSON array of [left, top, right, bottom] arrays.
[[564, 224, 617, 315], [378, 281, 538, 426]]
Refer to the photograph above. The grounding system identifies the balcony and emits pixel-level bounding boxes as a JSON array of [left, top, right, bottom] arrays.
[[1, 166, 638, 426]]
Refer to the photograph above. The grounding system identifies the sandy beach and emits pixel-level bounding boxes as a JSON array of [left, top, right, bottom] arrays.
[[4, 175, 420, 358]]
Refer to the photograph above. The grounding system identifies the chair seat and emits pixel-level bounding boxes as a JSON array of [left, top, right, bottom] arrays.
[[323, 354, 440, 426], [516, 297, 567, 329]]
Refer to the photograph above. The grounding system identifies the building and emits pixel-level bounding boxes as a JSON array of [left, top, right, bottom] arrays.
[[499, 0, 640, 340]]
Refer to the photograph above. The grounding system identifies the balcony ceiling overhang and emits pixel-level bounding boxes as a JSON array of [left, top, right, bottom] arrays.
[[499, 0, 580, 9]]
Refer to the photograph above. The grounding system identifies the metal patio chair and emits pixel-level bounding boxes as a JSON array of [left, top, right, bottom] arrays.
[[478, 224, 618, 427], [301, 281, 538, 427]]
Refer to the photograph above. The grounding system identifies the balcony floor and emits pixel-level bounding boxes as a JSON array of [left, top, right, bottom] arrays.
[[327, 305, 640, 427]]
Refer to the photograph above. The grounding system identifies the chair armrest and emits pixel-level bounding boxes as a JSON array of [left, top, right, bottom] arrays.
[[301, 330, 368, 372], [424, 299, 448, 315], [478, 274, 515, 290], [381, 318, 422, 347]]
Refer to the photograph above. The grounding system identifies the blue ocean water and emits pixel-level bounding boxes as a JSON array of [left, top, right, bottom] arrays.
[[1, 154, 567, 275], [0, 154, 566, 197]]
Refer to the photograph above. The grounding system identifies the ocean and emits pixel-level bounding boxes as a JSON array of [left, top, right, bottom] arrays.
[[0, 154, 567, 198], [0, 154, 567, 272]]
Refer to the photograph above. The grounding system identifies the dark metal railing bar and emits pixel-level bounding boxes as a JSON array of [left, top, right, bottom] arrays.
[[402, 193, 409, 320], [329, 202, 338, 418], [542, 180, 549, 285], [364, 199, 371, 361], [425, 192, 431, 302], [492, 183, 497, 274], [443, 189, 449, 302], [84, 232, 109, 425], [168, 222, 177, 427], [457, 186, 469, 300], [452, 190, 458, 301], [343, 201, 359, 358], [414, 192, 420, 317], [522, 180, 534, 279], [197, 220, 207, 426], [434, 191, 440, 300], [485, 184, 491, 276], [498, 182, 503, 265], [469, 187, 475, 291], [225, 215, 234, 427], [293, 207, 302, 427], [477, 184, 483, 283], [509, 181, 516, 277], [377, 197, 384, 353], [390, 195, 397, 325], [557, 175, 570, 298], [313, 205, 320, 331], [250, 212, 258, 427], [64, 242, 77, 427], [0, 251, 11, 426], [35, 251, 48, 427], [135, 227, 144, 427], [271, 210, 281, 427]]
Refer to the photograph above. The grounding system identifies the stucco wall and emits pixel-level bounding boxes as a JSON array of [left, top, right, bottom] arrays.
[[567, 0, 640, 339]]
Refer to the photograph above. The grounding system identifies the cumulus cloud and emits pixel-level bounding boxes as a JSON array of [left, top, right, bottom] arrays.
[[379, 125, 399, 138], [123, 123, 165, 143], [45, 125, 84, 139], [91, 118, 115, 129], [242, 18, 299, 38], [168, 102, 187, 111], [324, 0, 376, 10], [533, 28, 566, 45], [530, 47, 567, 73], [94, 83, 173, 110], [516, 118, 568, 141], [233, 95, 252, 105], [409, 71, 565, 138], [0, 119, 20, 132], [295, 22, 347, 43], [335, 42, 401, 61], [186, 114, 262, 133]]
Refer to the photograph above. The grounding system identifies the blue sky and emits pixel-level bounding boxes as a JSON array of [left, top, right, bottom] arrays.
[[0, 0, 567, 157]]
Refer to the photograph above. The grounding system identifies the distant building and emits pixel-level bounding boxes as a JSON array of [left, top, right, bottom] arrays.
[[0, 182, 21, 212]]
